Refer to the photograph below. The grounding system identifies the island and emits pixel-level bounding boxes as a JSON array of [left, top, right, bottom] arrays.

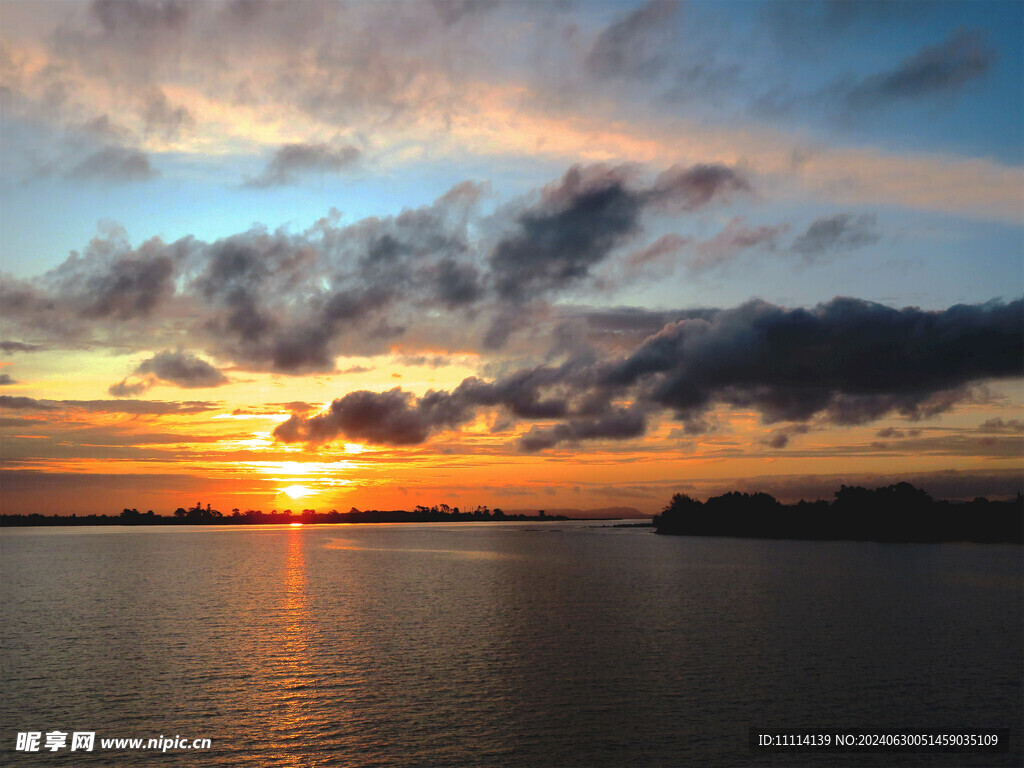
[[653, 482, 1023, 544]]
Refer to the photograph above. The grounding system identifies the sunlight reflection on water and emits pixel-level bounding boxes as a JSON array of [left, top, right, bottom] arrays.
[[323, 538, 519, 559], [1, 523, 1021, 767]]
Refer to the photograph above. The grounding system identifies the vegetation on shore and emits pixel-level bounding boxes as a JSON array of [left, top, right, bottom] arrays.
[[653, 482, 1023, 543], [0, 503, 566, 527], [5, 483, 1021, 543]]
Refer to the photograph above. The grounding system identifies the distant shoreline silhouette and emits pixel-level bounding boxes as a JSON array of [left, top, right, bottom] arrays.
[[653, 482, 1022, 544], [0, 503, 567, 527]]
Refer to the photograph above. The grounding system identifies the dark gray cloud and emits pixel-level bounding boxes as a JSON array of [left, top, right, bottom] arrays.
[[431, 0, 500, 25], [188, 183, 480, 371], [517, 406, 647, 452], [142, 88, 194, 138], [761, 423, 810, 449], [876, 427, 921, 439], [0, 341, 43, 354], [3, 165, 753, 370], [489, 166, 643, 301], [92, 0, 190, 33], [792, 213, 879, 258], [274, 358, 608, 449], [845, 29, 995, 108], [433, 258, 483, 307], [107, 349, 227, 396], [688, 218, 786, 273], [245, 142, 362, 188], [586, 0, 679, 80], [0, 230, 189, 344], [488, 163, 748, 304], [0, 396, 58, 411], [69, 146, 158, 182], [82, 251, 177, 319], [821, 387, 983, 426], [136, 349, 228, 388], [272, 296, 1022, 451], [625, 233, 691, 267], [608, 297, 1022, 424], [1, 395, 216, 414], [0, 374, 17, 386], [274, 387, 474, 446], [979, 418, 1024, 434], [109, 378, 150, 397], [765, 1, 933, 55], [647, 163, 751, 212]]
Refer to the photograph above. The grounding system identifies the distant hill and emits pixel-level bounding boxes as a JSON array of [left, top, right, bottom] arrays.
[[505, 506, 648, 520]]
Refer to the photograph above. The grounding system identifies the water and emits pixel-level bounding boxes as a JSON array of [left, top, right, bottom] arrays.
[[1, 521, 1021, 766]]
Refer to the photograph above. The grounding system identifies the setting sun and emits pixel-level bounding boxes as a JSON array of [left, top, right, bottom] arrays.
[[282, 485, 314, 501]]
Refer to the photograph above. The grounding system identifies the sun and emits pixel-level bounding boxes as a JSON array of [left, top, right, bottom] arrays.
[[282, 485, 314, 500]]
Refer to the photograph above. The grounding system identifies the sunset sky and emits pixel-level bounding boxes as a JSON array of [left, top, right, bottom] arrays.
[[1, 0, 1021, 516]]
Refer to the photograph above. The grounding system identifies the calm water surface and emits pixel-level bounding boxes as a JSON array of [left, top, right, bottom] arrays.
[[2, 522, 1021, 766]]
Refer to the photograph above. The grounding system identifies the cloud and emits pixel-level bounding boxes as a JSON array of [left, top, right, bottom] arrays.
[[136, 350, 228, 388], [92, 0, 190, 34], [647, 164, 751, 212], [0, 395, 57, 411], [0, 226, 189, 347], [586, 0, 679, 80], [432, 258, 484, 307], [0, 165, 1009, 403], [142, 87, 194, 139], [608, 297, 1022, 424], [488, 163, 749, 303], [187, 181, 480, 371], [5, 0, 1018, 226], [275, 297, 1022, 451], [244, 143, 362, 188], [792, 213, 879, 258], [4, 163, 737, 369], [517, 406, 647, 452], [845, 29, 995, 108], [81, 252, 177, 319], [274, 387, 474, 446], [488, 166, 643, 301], [0, 374, 17, 385], [979, 418, 1024, 434], [876, 427, 921, 439], [109, 350, 227, 397], [761, 423, 810, 449], [274, 359, 601, 448], [0, 395, 216, 414], [0, 341, 42, 354], [70, 399, 218, 414], [688, 218, 787, 273], [431, 0, 500, 25], [68, 146, 158, 182], [109, 378, 150, 397], [626, 234, 691, 267]]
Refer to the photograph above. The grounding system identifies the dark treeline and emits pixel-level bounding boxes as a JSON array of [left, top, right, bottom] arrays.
[[0, 502, 566, 527], [653, 482, 1023, 544]]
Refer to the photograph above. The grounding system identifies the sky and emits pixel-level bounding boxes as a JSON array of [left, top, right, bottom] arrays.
[[0, 0, 1021, 517]]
